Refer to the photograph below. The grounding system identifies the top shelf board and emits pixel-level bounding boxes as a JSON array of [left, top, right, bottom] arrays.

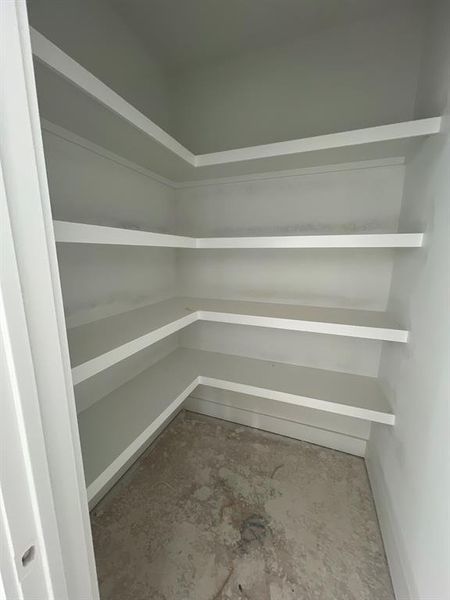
[[53, 220, 424, 249], [31, 29, 442, 183]]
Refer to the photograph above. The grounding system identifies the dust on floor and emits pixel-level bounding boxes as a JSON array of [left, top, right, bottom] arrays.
[[91, 411, 394, 600]]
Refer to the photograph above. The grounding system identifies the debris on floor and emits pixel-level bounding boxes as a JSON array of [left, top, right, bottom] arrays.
[[91, 411, 394, 600]]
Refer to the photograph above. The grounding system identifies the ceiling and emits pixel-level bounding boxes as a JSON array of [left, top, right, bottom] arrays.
[[107, 0, 423, 71]]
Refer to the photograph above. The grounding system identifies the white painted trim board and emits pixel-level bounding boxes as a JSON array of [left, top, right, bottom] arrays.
[[53, 220, 195, 247], [54, 220, 424, 249], [79, 347, 394, 502], [87, 406, 185, 508], [1, 7, 99, 597], [30, 29, 195, 165], [41, 117, 405, 189], [185, 396, 367, 457], [365, 449, 419, 600], [196, 118, 442, 166], [30, 29, 442, 181], [68, 297, 408, 385], [41, 119, 177, 189]]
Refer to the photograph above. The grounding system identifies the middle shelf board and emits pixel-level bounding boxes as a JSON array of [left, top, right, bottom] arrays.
[[68, 297, 408, 385], [54, 220, 424, 249], [79, 347, 395, 502]]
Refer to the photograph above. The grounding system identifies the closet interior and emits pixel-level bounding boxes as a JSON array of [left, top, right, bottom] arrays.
[[27, 0, 449, 597]]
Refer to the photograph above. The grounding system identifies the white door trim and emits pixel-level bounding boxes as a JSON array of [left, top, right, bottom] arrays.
[[0, 2, 99, 598], [1, 167, 66, 598]]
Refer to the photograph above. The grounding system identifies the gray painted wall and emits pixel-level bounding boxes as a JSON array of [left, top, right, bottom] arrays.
[[42, 127, 177, 326], [28, 0, 172, 132], [414, 0, 450, 119], [30, 2, 431, 154], [175, 163, 403, 310], [43, 128, 175, 232], [368, 103, 450, 600], [169, 10, 424, 153], [367, 5, 450, 595]]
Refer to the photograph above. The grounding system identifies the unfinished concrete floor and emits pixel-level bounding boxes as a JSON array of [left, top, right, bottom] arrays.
[[91, 411, 394, 600]]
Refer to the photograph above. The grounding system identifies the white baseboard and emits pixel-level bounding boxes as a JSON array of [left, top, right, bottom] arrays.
[[185, 395, 366, 456], [365, 448, 418, 600], [89, 393, 367, 508]]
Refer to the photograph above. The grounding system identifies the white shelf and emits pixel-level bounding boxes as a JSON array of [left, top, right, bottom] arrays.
[[194, 233, 424, 248], [68, 297, 408, 385], [31, 29, 442, 182], [53, 220, 195, 248], [54, 220, 424, 250], [79, 347, 394, 501], [69, 298, 196, 383]]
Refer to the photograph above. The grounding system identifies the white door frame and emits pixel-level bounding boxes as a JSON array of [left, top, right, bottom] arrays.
[[0, 2, 99, 598]]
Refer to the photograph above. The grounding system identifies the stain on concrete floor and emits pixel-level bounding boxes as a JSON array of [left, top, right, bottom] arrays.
[[91, 411, 394, 600]]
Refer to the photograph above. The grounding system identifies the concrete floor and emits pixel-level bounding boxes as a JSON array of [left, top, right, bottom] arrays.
[[91, 411, 394, 600]]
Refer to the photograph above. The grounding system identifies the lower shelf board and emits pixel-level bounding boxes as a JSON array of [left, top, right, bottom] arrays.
[[68, 297, 408, 385], [78, 347, 394, 502]]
